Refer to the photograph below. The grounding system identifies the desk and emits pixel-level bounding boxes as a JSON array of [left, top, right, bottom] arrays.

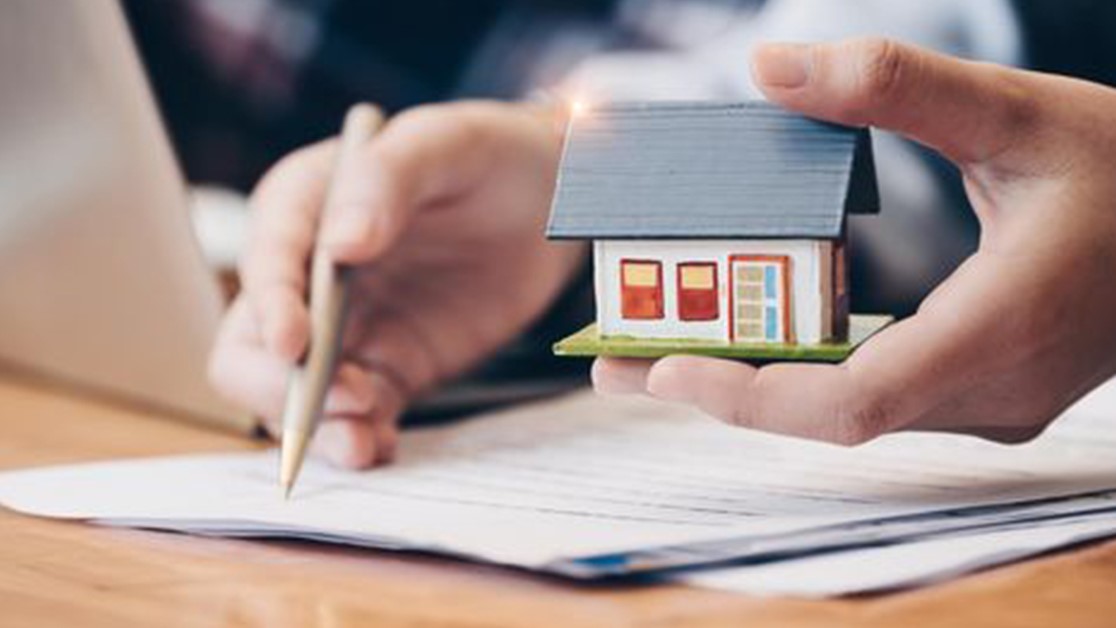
[[2, 375, 1116, 628]]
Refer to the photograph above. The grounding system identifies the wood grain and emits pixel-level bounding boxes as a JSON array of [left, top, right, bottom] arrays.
[[3, 374, 1116, 627]]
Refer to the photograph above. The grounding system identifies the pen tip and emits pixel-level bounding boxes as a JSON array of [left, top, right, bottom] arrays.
[[279, 428, 310, 500]]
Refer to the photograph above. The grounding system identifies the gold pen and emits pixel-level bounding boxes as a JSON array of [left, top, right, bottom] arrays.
[[279, 103, 385, 498]]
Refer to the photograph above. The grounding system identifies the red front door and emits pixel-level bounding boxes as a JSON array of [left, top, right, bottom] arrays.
[[729, 255, 793, 344]]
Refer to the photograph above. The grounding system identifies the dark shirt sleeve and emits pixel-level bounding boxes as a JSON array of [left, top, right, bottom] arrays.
[[1012, 0, 1116, 87]]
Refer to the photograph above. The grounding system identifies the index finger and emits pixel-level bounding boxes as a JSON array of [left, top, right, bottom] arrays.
[[319, 101, 562, 263], [239, 140, 335, 361]]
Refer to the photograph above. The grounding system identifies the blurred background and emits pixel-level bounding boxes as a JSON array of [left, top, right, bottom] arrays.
[[123, 0, 1116, 316], [120, 0, 1116, 412]]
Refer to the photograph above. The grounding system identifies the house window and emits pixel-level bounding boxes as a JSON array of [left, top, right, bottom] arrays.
[[677, 263, 718, 321], [620, 259, 663, 319]]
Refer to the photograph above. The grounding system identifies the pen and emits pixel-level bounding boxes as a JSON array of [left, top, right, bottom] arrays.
[[279, 103, 385, 498]]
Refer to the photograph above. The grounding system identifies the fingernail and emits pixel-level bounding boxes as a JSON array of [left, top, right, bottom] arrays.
[[324, 389, 366, 415], [592, 359, 651, 395], [644, 359, 696, 404], [646, 381, 688, 404], [325, 363, 376, 415], [324, 384, 374, 415], [753, 43, 812, 89]]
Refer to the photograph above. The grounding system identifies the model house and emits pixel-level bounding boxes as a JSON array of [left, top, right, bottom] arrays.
[[547, 101, 885, 360]]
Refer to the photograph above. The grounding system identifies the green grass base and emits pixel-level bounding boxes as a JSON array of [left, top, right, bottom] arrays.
[[553, 314, 893, 362]]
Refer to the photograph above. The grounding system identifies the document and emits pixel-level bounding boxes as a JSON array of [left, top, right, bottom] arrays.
[[2, 387, 1116, 583], [679, 382, 1116, 595], [680, 513, 1116, 596]]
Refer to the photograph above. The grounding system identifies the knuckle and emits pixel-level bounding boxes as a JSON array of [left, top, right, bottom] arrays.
[[389, 102, 443, 129], [238, 233, 307, 292], [403, 102, 490, 146], [726, 367, 772, 428], [236, 256, 284, 297], [832, 391, 894, 446], [852, 38, 907, 103], [269, 145, 314, 179], [236, 248, 266, 284], [445, 111, 487, 149], [991, 71, 1045, 139], [365, 134, 408, 175], [725, 401, 757, 429], [386, 103, 466, 150], [257, 142, 332, 194]]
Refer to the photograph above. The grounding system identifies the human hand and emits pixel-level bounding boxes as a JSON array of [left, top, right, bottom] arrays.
[[594, 39, 1116, 444], [209, 102, 584, 467]]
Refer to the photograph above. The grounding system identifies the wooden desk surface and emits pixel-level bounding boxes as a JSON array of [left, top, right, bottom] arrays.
[[3, 375, 1116, 628]]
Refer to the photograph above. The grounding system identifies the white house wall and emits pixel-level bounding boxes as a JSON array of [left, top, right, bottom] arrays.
[[595, 239, 824, 344]]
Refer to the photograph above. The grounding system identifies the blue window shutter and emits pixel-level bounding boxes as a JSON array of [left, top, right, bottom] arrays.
[[765, 306, 778, 341]]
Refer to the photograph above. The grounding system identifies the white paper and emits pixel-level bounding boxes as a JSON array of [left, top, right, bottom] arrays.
[[2, 386, 1116, 580], [673, 381, 1116, 595], [679, 513, 1116, 596]]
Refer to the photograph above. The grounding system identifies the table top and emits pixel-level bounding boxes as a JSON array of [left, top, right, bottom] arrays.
[[3, 373, 1116, 628]]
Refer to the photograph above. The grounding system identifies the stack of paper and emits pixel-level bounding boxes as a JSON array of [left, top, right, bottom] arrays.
[[1, 383, 1115, 595]]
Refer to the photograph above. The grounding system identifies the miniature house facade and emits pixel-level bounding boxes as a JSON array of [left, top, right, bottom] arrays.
[[547, 102, 878, 347]]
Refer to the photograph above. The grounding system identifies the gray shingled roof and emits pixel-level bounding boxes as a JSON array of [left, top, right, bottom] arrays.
[[546, 101, 878, 240]]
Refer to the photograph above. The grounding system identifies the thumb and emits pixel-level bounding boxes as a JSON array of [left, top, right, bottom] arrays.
[[751, 38, 1041, 167]]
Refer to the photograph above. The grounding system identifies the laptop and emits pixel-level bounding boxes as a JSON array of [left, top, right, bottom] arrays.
[[0, 0, 250, 431]]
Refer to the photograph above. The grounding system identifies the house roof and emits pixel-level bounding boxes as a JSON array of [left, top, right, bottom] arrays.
[[546, 101, 879, 240]]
